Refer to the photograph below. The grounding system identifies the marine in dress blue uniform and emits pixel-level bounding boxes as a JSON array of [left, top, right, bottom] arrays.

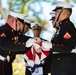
[[51, 1, 76, 75], [0, 11, 30, 75], [25, 22, 48, 75], [18, 16, 33, 43], [43, 13, 55, 75]]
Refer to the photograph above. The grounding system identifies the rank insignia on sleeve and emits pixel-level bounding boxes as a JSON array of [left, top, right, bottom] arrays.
[[63, 32, 71, 39], [0, 33, 6, 37]]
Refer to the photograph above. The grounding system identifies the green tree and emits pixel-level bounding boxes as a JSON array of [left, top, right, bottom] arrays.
[[0, 0, 76, 25]]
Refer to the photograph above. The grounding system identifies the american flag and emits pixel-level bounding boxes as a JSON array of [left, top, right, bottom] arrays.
[[23, 38, 52, 73]]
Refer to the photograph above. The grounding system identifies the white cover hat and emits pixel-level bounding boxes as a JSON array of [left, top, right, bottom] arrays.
[[31, 22, 42, 29], [9, 11, 26, 20], [24, 17, 34, 24], [53, 1, 74, 11], [50, 11, 55, 20], [24, 17, 34, 28]]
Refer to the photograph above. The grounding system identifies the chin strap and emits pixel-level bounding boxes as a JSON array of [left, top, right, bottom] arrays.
[[15, 19, 17, 31], [54, 7, 64, 28]]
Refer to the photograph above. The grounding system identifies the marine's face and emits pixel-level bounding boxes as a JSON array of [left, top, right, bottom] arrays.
[[7, 16, 17, 30], [55, 9, 65, 22], [16, 20, 24, 31], [33, 28, 41, 37], [22, 25, 29, 34], [55, 9, 61, 21]]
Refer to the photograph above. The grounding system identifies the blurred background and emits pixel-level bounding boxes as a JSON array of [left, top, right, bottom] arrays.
[[0, 0, 76, 75]]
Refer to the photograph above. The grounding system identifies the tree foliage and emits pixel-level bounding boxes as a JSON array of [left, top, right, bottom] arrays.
[[7, 0, 52, 23], [0, 0, 76, 25], [72, 0, 76, 3], [0, 0, 53, 27]]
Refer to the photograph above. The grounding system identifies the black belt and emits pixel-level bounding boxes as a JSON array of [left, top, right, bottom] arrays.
[[52, 45, 72, 53]]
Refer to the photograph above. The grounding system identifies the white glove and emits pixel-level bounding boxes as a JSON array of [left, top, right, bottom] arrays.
[[33, 43, 41, 53], [42, 41, 52, 51], [34, 37, 41, 43], [27, 60, 34, 67], [26, 38, 36, 47]]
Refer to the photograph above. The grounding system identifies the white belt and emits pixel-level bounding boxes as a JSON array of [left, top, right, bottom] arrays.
[[0, 55, 10, 62], [71, 49, 76, 53], [53, 52, 60, 54], [53, 49, 76, 54], [0, 55, 6, 61]]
